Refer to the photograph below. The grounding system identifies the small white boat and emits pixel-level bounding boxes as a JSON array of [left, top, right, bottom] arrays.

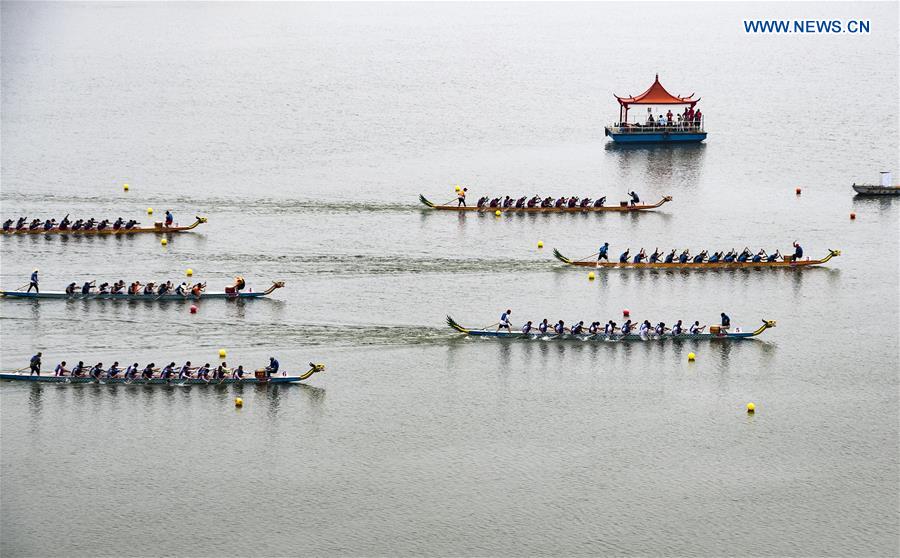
[[852, 171, 900, 196]]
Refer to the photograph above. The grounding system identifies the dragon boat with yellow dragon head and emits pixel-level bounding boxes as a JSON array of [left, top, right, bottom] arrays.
[[2, 216, 208, 235], [419, 194, 672, 213], [553, 248, 841, 269], [447, 316, 775, 341]]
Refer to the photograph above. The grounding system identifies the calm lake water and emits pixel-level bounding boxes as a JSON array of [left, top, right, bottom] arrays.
[[1, 2, 898, 556]]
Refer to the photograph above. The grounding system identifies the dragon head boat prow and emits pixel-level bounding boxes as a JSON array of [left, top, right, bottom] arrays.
[[751, 319, 777, 336], [552, 248, 573, 264], [446, 315, 470, 333], [296, 362, 325, 381], [263, 281, 286, 295], [184, 216, 208, 230], [662, 195, 673, 202]]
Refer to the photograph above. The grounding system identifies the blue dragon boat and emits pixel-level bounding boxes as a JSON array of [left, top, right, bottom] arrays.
[[1, 281, 284, 300], [0, 364, 324, 385], [604, 75, 707, 144]]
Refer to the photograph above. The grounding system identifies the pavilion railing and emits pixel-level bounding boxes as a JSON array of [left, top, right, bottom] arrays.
[[607, 118, 705, 133]]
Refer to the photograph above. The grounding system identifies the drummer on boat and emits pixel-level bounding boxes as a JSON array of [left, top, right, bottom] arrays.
[[265, 357, 280, 377], [629, 191, 641, 206], [792, 241, 803, 261]]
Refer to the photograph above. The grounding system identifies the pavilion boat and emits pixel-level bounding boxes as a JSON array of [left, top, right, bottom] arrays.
[[852, 171, 900, 196], [447, 316, 775, 341], [1, 281, 285, 300], [1, 216, 207, 235], [553, 249, 840, 269], [0, 364, 325, 385], [604, 75, 706, 143]]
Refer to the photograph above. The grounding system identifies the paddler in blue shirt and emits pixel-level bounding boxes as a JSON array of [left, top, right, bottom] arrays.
[[165, 210, 174, 227], [618, 249, 630, 263], [71, 361, 86, 377], [54, 361, 69, 377], [124, 363, 139, 380], [160, 362, 176, 379], [521, 321, 533, 334], [597, 242, 609, 261], [720, 313, 731, 331]]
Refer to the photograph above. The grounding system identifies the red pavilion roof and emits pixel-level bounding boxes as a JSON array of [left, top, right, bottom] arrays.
[[615, 75, 699, 106]]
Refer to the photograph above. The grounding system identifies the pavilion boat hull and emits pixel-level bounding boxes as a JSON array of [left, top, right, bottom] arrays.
[[605, 128, 707, 143], [447, 316, 775, 341], [852, 184, 900, 196]]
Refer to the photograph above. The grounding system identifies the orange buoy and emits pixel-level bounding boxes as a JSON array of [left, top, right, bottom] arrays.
[[623, 309, 630, 317], [850, 212, 856, 220], [190, 305, 198, 314], [795, 187, 802, 195]]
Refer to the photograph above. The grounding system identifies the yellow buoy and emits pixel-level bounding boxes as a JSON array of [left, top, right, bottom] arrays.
[[235, 397, 243, 407], [454, 185, 461, 192], [186, 268, 193, 277], [537, 241, 544, 248], [160, 238, 168, 246], [123, 183, 130, 191], [688, 352, 696, 361], [746, 402, 756, 413], [147, 207, 153, 215], [587, 271, 595, 280], [218, 349, 227, 358], [494, 210, 501, 216]]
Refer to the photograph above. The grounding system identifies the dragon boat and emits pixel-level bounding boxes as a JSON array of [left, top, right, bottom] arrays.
[[553, 249, 841, 269], [1, 216, 207, 235], [1, 281, 285, 300], [447, 316, 775, 341], [419, 195, 672, 213], [0, 364, 325, 385]]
